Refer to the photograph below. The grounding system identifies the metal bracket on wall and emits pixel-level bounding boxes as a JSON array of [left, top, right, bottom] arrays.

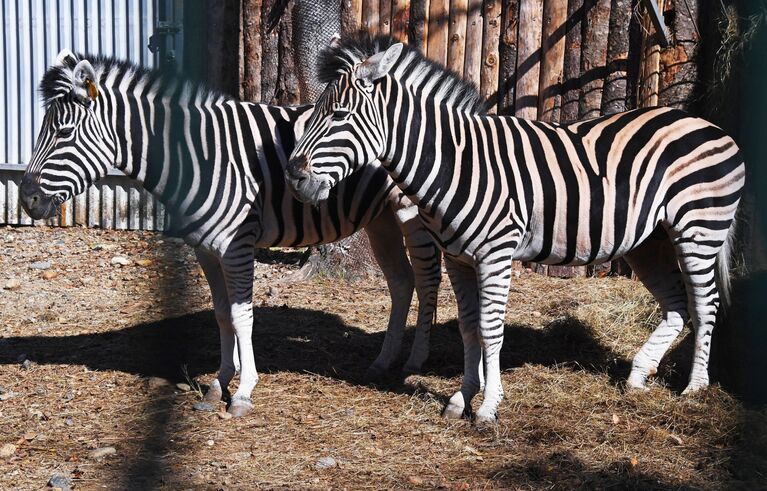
[[642, 0, 670, 48], [148, 21, 182, 53]]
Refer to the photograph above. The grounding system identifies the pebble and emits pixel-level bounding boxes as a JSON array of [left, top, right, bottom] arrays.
[[0, 392, 15, 401], [30, 261, 51, 270], [0, 443, 16, 458], [135, 259, 153, 267], [62, 391, 75, 402], [0, 386, 5, 394], [217, 411, 232, 420], [64, 417, 74, 426], [89, 446, 117, 460], [47, 473, 72, 491], [206, 439, 215, 446], [21, 359, 32, 370], [193, 402, 216, 412], [41, 271, 59, 280], [110, 256, 131, 266], [3, 279, 21, 291], [315, 456, 337, 470], [175, 383, 192, 392]]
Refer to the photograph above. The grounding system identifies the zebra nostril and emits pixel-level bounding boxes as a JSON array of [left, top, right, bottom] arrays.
[[287, 156, 310, 180]]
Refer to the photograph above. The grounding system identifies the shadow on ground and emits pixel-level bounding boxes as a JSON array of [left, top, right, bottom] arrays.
[[0, 305, 692, 392]]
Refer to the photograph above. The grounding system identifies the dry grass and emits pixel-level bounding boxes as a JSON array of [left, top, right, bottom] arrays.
[[1, 226, 766, 489]]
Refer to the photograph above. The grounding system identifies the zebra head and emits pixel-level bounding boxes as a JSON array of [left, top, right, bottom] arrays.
[[286, 35, 403, 205], [21, 50, 115, 220]]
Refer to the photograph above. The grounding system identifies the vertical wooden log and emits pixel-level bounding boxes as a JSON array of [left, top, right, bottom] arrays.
[[351, 0, 365, 29], [463, 0, 484, 87], [391, 0, 411, 41], [498, 0, 519, 115], [409, 0, 429, 52], [537, 0, 567, 121], [206, 1, 241, 97], [380, 0, 393, 35], [560, 0, 583, 122], [75, 191, 87, 227], [427, 0, 449, 65], [578, 0, 611, 120], [514, 0, 543, 119], [275, 6, 300, 105], [261, 0, 279, 103], [480, 0, 502, 111], [242, 0, 263, 102], [638, 0, 662, 108], [600, 0, 631, 114], [658, 0, 700, 110], [363, 0, 381, 34], [624, 0, 644, 111], [447, 0, 468, 75]]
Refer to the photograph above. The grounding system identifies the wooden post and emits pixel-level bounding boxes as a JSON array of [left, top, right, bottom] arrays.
[[480, 0, 502, 111], [391, 0, 411, 42], [409, 0, 429, 52], [537, 0, 567, 122], [514, 0, 543, 120], [658, 0, 700, 110], [578, 0, 611, 120], [427, 0, 449, 65], [600, 0, 631, 114], [463, 0, 483, 87], [242, 0, 263, 102], [498, 0, 519, 115], [363, 0, 381, 34], [560, 0, 583, 122], [447, 0, 469, 76], [638, 0, 663, 108], [275, 3, 300, 104], [380, 0, 393, 35], [261, 0, 279, 103]]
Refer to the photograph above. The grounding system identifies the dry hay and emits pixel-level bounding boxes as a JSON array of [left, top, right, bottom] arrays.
[[0, 226, 765, 489]]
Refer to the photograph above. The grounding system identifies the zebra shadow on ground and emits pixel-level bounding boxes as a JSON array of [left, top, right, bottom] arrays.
[[0, 304, 693, 394]]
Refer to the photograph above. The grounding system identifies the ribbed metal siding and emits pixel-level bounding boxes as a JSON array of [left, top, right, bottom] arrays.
[[0, 0, 177, 230]]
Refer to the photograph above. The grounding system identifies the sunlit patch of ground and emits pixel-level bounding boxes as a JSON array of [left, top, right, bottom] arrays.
[[1, 226, 765, 489]]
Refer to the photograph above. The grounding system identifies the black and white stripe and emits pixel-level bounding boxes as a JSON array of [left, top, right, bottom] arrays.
[[21, 49, 442, 417], [286, 33, 745, 422]]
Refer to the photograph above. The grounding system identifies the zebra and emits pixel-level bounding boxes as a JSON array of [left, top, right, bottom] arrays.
[[285, 33, 745, 423], [19, 49, 442, 417]]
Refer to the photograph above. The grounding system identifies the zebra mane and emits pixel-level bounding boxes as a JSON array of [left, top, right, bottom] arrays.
[[317, 31, 485, 114], [39, 54, 230, 107]]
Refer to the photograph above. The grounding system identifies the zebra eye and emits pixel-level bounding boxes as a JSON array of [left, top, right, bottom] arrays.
[[331, 110, 350, 122], [57, 126, 75, 138]]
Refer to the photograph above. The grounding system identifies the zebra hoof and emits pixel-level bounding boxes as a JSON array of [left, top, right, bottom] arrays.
[[227, 397, 254, 418], [202, 382, 223, 403], [474, 410, 498, 426], [681, 381, 709, 396], [363, 365, 394, 386], [442, 402, 466, 420]]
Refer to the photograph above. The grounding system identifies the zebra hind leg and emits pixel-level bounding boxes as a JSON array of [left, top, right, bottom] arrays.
[[623, 234, 689, 391], [442, 258, 482, 420], [195, 249, 238, 404]]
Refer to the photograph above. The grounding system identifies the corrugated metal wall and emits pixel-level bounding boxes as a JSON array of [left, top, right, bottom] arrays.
[[0, 0, 179, 230]]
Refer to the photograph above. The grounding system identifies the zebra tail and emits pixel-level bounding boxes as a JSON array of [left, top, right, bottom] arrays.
[[716, 218, 737, 312]]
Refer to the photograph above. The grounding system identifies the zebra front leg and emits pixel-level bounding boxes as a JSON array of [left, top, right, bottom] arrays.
[[196, 249, 238, 403], [364, 209, 416, 382], [442, 258, 482, 419], [474, 257, 513, 424], [221, 249, 259, 417]]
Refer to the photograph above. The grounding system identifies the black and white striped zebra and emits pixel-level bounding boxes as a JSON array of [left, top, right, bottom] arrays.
[[20, 49, 442, 417], [285, 33, 745, 423]]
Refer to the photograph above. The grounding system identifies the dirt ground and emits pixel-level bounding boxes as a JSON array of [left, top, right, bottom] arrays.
[[1, 226, 766, 490]]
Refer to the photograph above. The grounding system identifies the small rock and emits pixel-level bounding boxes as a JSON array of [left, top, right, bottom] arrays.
[[531, 311, 542, 318], [0, 386, 5, 394], [612, 414, 620, 425], [0, 392, 15, 401], [267, 286, 279, 297], [315, 456, 337, 470], [47, 473, 72, 491], [23, 431, 37, 441], [41, 271, 58, 280], [30, 261, 51, 270], [62, 391, 75, 402], [217, 411, 232, 420], [407, 476, 425, 486], [110, 256, 131, 266], [135, 259, 153, 267], [91, 243, 118, 251], [0, 443, 16, 458], [64, 417, 73, 426], [193, 402, 216, 412], [21, 359, 32, 370], [175, 383, 192, 392], [89, 446, 117, 460], [206, 439, 215, 446], [3, 279, 20, 291], [80, 277, 94, 286]]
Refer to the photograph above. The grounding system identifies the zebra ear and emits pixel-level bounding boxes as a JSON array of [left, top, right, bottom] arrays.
[[72, 60, 100, 102], [356, 43, 403, 83], [329, 33, 341, 48], [55, 49, 78, 69]]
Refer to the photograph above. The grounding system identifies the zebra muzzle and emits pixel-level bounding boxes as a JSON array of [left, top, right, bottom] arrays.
[[20, 174, 57, 220]]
